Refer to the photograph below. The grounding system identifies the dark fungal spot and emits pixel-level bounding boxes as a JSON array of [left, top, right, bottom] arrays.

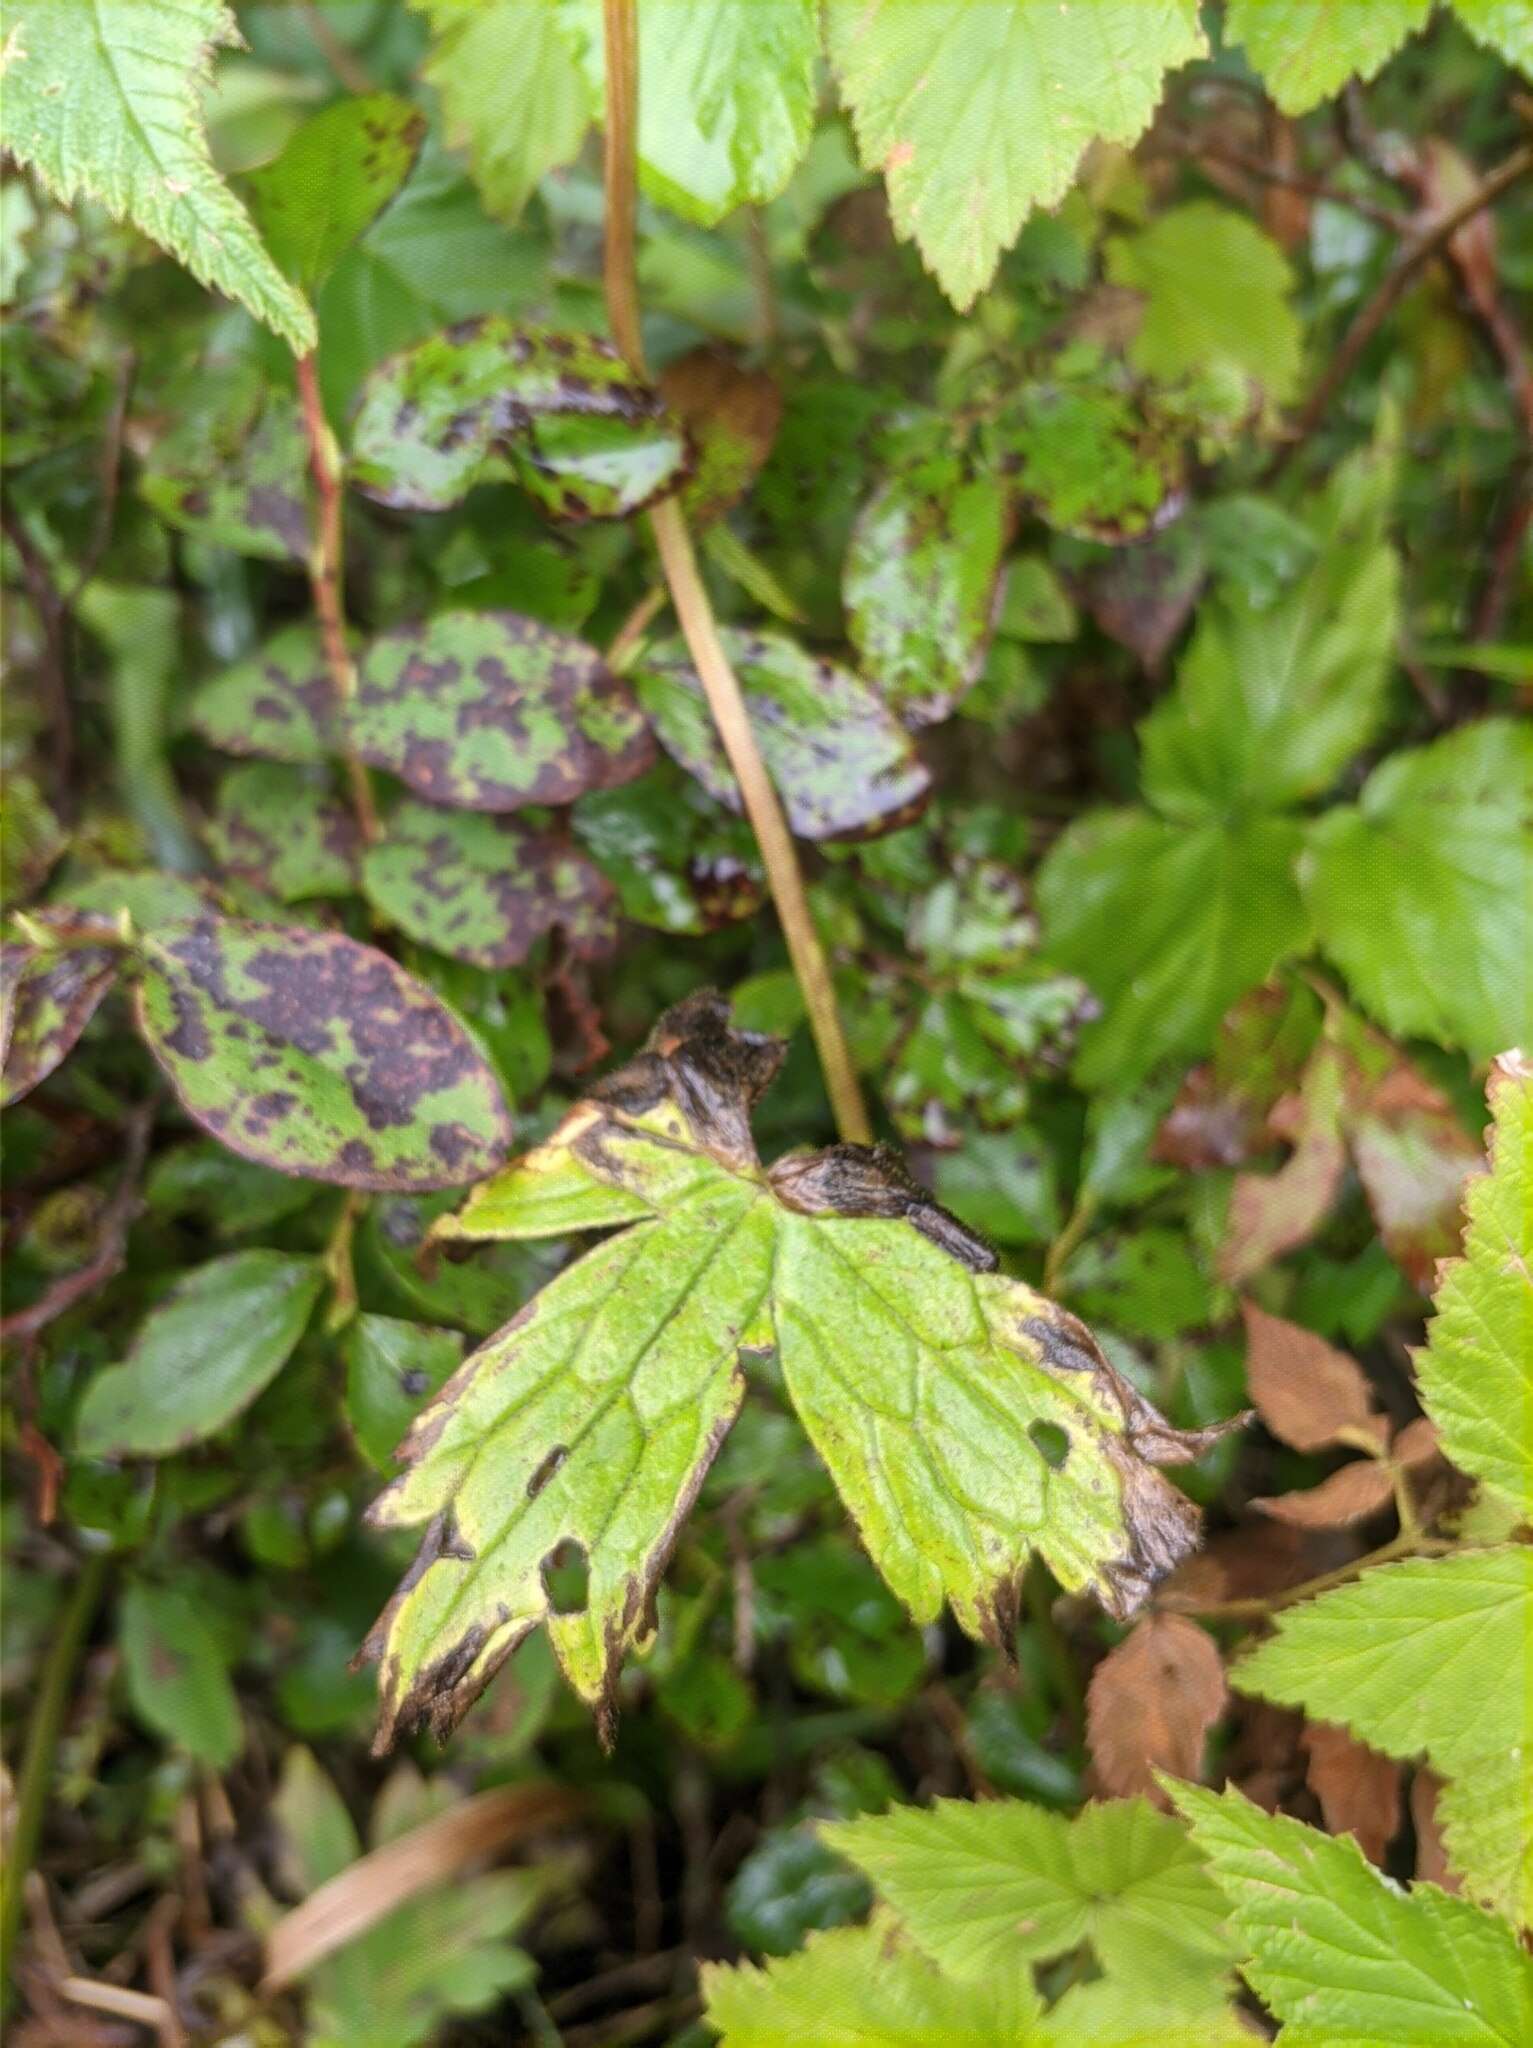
[[526, 1444, 567, 1499]]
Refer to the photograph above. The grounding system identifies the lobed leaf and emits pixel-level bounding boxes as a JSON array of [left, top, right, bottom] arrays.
[[634, 629, 930, 840], [1415, 1055, 1533, 1516], [366, 995, 1239, 1746], [843, 431, 1009, 727], [1, 0, 315, 352], [1223, 0, 1430, 113], [1171, 1780, 1533, 2044], [76, 1249, 325, 1457], [825, 0, 1205, 310], [348, 316, 690, 520], [353, 611, 654, 811], [133, 917, 512, 1190], [361, 801, 617, 968]]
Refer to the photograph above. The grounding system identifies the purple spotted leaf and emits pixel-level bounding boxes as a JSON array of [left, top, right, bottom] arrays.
[[361, 800, 618, 969], [1, 931, 120, 1106], [139, 362, 312, 563], [659, 347, 782, 528], [189, 627, 343, 767], [844, 424, 1010, 727], [205, 764, 361, 903], [348, 317, 691, 522], [353, 611, 654, 812], [131, 917, 512, 1191], [633, 630, 930, 842]]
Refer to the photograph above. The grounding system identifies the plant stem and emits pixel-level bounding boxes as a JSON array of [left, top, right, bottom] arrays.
[[295, 350, 380, 845], [0, 1550, 110, 1994], [599, 0, 871, 1146], [1042, 1188, 1097, 1298]]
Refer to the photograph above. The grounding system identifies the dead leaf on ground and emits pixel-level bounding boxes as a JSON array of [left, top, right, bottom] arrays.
[[1224, 1697, 1307, 1814], [1411, 1769, 1461, 1891], [1302, 1720, 1402, 1866], [1086, 1612, 1226, 1805], [1240, 1301, 1386, 1453], [1158, 1519, 1314, 1611]]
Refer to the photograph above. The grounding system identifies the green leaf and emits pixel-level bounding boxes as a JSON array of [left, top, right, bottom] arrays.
[[1171, 1780, 1533, 2045], [1106, 201, 1301, 409], [1, 0, 315, 352], [133, 917, 513, 1190], [822, 1795, 1237, 2007], [1452, 1, 1533, 69], [1223, 0, 1430, 114], [1061, 1228, 1217, 1341], [660, 347, 784, 528], [1000, 358, 1187, 543], [574, 765, 765, 935], [344, 1313, 464, 1472], [1, 940, 118, 1106], [1416, 1057, 1533, 1517], [145, 1139, 323, 1238], [559, 0, 820, 225], [1138, 465, 1399, 820], [843, 429, 1009, 727], [1303, 718, 1533, 1058], [366, 994, 1235, 1745], [138, 360, 312, 561], [1232, 1547, 1533, 1923], [826, 0, 1205, 310], [634, 629, 930, 840], [76, 1249, 325, 1457], [702, 1921, 1042, 2047], [361, 801, 617, 968], [190, 626, 341, 766], [347, 317, 691, 520], [206, 763, 359, 903], [354, 611, 654, 811], [246, 92, 425, 295], [1037, 810, 1309, 1087], [413, 0, 592, 224], [119, 1579, 243, 1767]]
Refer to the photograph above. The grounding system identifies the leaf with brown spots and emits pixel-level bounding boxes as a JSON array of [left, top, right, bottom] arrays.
[[139, 361, 312, 562], [1, 935, 120, 1106], [660, 347, 783, 528], [206, 764, 361, 903], [1302, 1721, 1403, 1866], [634, 629, 930, 841], [348, 317, 691, 521], [353, 611, 654, 812], [132, 917, 512, 1190], [1087, 1613, 1227, 1805], [365, 992, 1241, 1749], [190, 626, 344, 767], [843, 423, 1009, 726], [361, 801, 617, 969]]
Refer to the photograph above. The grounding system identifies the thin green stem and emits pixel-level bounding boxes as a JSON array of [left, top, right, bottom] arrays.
[[1, 1551, 110, 1997]]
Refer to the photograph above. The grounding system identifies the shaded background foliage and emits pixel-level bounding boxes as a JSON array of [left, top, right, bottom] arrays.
[[1, 2, 1531, 2043]]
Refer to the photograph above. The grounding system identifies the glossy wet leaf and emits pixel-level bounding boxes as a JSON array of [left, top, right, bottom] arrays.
[[843, 431, 1009, 727], [353, 610, 654, 811], [574, 767, 766, 935], [1304, 718, 1533, 1059], [246, 92, 426, 295], [76, 1249, 326, 1457], [348, 317, 690, 520], [2, 0, 315, 353], [133, 917, 512, 1190], [826, 0, 1206, 309], [634, 630, 929, 841], [559, 0, 819, 225], [119, 1580, 243, 1769], [139, 361, 311, 561], [415, 0, 593, 225], [365, 994, 1236, 1746], [660, 347, 783, 528], [361, 801, 617, 968], [206, 763, 360, 903], [190, 626, 342, 766], [344, 1313, 465, 1473], [1, 940, 119, 1106]]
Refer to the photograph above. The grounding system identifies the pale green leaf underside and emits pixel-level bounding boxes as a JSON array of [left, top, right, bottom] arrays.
[[1415, 1060, 1533, 1516], [1232, 1548, 1533, 1923], [1174, 1782, 1533, 2043], [1452, 0, 1533, 70], [826, 0, 1206, 309], [822, 1795, 1237, 2007], [2, 0, 315, 353], [1223, 0, 1430, 113], [368, 1001, 1226, 1745]]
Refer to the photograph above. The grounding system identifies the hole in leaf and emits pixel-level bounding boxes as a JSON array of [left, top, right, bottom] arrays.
[[540, 1537, 589, 1615], [1029, 1420, 1070, 1469], [526, 1444, 568, 1499]]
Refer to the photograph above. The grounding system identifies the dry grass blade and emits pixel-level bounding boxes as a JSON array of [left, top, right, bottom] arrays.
[[262, 1782, 577, 1992]]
